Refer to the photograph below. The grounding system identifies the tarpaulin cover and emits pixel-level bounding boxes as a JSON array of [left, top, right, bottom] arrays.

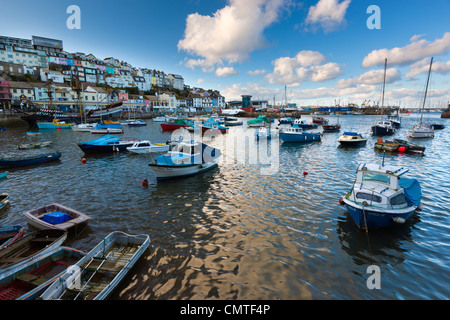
[[399, 178, 422, 206]]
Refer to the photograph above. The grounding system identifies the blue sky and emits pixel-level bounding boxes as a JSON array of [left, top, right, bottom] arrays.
[[1, 0, 450, 107]]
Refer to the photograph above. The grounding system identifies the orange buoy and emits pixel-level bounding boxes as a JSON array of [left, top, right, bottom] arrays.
[[81, 158, 86, 163]]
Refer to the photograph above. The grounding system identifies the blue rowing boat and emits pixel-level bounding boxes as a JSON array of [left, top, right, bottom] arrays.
[[0, 152, 61, 169]]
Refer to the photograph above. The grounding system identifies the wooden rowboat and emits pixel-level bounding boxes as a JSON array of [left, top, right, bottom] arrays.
[[40, 231, 150, 300], [0, 246, 86, 300], [0, 225, 25, 250], [23, 203, 91, 231], [0, 193, 10, 213], [0, 229, 67, 275], [18, 141, 52, 150], [0, 152, 61, 169]]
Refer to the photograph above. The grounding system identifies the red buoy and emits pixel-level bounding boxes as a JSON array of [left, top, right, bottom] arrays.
[[142, 179, 148, 187], [81, 158, 86, 163], [398, 146, 406, 153], [303, 171, 308, 176], [339, 198, 345, 205]]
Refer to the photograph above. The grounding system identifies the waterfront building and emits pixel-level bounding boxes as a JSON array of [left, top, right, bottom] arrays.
[[168, 74, 184, 91], [40, 69, 65, 83], [32, 35, 63, 54]]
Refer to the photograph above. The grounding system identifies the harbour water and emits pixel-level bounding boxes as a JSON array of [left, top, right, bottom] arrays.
[[0, 113, 449, 300]]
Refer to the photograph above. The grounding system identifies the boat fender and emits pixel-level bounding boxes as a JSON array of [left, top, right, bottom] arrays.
[[142, 179, 148, 187], [339, 198, 345, 205], [416, 202, 423, 212], [392, 217, 406, 224], [81, 158, 87, 163]]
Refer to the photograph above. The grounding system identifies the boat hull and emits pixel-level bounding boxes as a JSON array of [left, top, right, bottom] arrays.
[[344, 200, 417, 229], [371, 125, 395, 136], [78, 143, 133, 153], [280, 132, 321, 143], [0, 152, 62, 169], [149, 161, 218, 180]]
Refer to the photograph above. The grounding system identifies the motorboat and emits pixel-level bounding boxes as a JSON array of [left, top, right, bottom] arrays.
[[279, 124, 322, 143], [247, 115, 270, 127], [255, 126, 272, 140], [126, 140, 169, 154], [200, 117, 228, 134], [71, 123, 98, 132], [371, 121, 396, 136], [148, 140, 221, 180], [337, 132, 367, 146], [37, 119, 74, 130], [77, 134, 137, 153], [291, 119, 318, 130], [90, 120, 124, 134], [340, 162, 422, 229]]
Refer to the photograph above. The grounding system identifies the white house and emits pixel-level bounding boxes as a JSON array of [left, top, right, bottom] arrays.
[[168, 74, 184, 91], [40, 69, 65, 83]]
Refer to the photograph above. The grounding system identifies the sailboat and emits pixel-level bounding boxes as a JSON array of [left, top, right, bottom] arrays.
[[72, 77, 98, 132], [370, 58, 396, 136], [407, 57, 435, 139]]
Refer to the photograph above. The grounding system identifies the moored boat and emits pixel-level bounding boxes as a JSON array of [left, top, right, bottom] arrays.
[[23, 203, 91, 232], [429, 123, 445, 130], [407, 123, 434, 139], [340, 162, 422, 229], [374, 138, 400, 152], [0, 225, 25, 250], [0, 152, 62, 169], [37, 119, 74, 130], [291, 119, 318, 130], [71, 123, 98, 132], [0, 171, 7, 179], [279, 124, 322, 143], [0, 246, 86, 300], [312, 116, 329, 124], [149, 140, 221, 180], [247, 115, 270, 127], [126, 140, 169, 154], [255, 126, 272, 140], [0, 229, 67, 274], [337, 132, 367, 146], [393, 139, 426, 154], [322, 124, 341, 133], [40, 231, 150, 300], [77, 134, 137, 153], [18, 141, 52, 150], [200, 117, 228, 134], [160, 119, 193, 131], [0, 193, 10, 213], [126, 119, 147, 127], [90, 120, 124, 134]]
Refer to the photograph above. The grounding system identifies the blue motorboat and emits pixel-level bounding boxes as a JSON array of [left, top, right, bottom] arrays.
[[340, 162, 422, 229], [149, 140, 221, 180], [77, 134, 137, 153], [255, 126, 272, 140], [0, 152, 62, 169], [338, 132, 367, 146], [200, 117, 228, 134], [279, 124, 321, 143], [90, 120, 124, 134], [279, 117, 294, 125]]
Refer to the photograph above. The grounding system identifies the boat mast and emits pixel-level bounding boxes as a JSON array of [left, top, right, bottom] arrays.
[[420, 57, 433, 126], [380, 58, 387, 121]]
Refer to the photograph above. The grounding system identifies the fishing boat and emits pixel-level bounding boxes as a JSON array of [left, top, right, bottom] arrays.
[[0, 193, 10, 213], [255, 126, 272, 140], [71, 123, 98, 132], [0, 225, 25, 250], [374, 138, 400, 152], [291, 119, 318, 130], [279, 124, 322, 143], [23, 203, 91, 232], [200, 117, 228, 134], [279, 117, 294, 125], [0, 246, 86, 300], [153, 116, 167, 122], [148, 140, 221, 180], [408, 58, 435, 139], [126, 119, 147, 127], [247, 115, 270, 127], [37, 119, 74, 130], [312, 116, 329, 125], [0, 229, 67, 274], [340, 162, 422, 229], [337, 132, 367, 146], [90, 120, 124, 134], [370, 59, 396, 136], [0, 171, 7, 179], [40, 231, 150, 300], [429, 123, 445, 130], [322, 124, 341, 133], [77, 135, 137, 153], [18, 141, 52, 150], [126, 140, 169, 154], [387, 113, 401, 128], [0, 152, 62, 169], [393, 139, 426, 154], [160, 119, 193, 131]]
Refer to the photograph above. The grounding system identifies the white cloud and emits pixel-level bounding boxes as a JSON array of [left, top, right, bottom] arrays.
[[265, 50, 342, 86], [196, 78, 205, 84], [406, 57, 450, 78], [305, 0, 351, 33], [248, 69, 267, 76], [335, 68, 401, 88], [178, 0, 288, 71], [362, 32, 450, 68], [215, 67, 238, 77]]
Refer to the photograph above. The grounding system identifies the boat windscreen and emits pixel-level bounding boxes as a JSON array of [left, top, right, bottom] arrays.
[[362, 172, 390, 184]]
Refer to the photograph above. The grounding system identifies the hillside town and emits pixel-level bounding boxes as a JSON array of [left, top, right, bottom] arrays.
[[0, 35, 226, 114]]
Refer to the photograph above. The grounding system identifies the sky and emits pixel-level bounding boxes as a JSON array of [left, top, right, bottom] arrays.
[[1, 0, 450, 108]]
